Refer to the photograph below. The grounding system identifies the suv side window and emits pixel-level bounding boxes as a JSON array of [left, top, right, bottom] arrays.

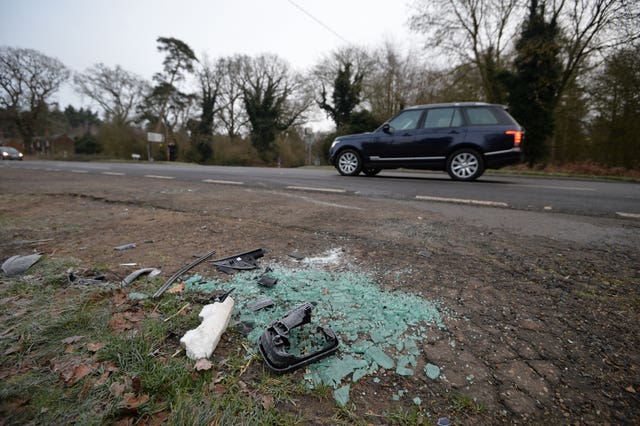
[[464, 106, 515, 125], [422, 108, 463, 129], [388, 109, 423, 131]]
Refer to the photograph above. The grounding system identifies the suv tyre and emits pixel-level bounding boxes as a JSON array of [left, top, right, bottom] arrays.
[[336, 149, 363, 176], [447, 149, 484, 181]]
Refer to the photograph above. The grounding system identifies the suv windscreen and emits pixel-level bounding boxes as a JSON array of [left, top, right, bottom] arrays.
[[463, 106, 516, 125]]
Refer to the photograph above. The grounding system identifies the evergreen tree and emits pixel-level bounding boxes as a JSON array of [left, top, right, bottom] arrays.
[[318, 62, 363, 130], [507, 0, 562, 165]]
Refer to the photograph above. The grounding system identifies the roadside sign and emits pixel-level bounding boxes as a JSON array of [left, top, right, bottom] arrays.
[[147, 132, 164, 143]]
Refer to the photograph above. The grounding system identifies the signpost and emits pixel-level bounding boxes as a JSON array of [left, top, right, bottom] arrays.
[[146, 132, 164, 161]]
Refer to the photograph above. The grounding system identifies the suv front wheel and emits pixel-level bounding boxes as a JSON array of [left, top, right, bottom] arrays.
[[446, 149, 484, 181], [336, 149, 363, 176]]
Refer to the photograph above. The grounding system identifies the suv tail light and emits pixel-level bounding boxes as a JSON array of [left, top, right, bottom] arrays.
[[505, 130, 522, 147]]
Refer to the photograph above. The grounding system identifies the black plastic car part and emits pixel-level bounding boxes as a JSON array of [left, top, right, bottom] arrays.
[[259, 302, 339, 373], [211, 248, 265, 274]]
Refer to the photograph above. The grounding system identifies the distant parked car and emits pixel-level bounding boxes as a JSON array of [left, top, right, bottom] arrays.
[[1, 146, 23, 160], [328, 102, 524, 181]]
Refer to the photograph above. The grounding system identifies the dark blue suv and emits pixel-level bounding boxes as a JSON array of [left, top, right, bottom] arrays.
[[328, 102, 523, 181]]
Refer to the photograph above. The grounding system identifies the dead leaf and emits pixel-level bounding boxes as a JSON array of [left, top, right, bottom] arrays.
[[110, 381, 126, 397], [113, 289, 128, 306], [61, 335, 85, 344], [166, 282, 185, 294], [94, 372, 110, 387], [209, 383, 227, 396], [102, 361, 120, 372], [120, 392, 149, 410], [132, 376, 142, 392], [64, 344, 77, 354], [146, 411, 170, 426], [87, 342, 106, 352], [238, 380, 249, 393], [261, 394, 274, 410], [109, 313, 133, 333], [212, 371, 225, 384], [625, 385, 636, 394], [124, 311, 142, 323], [195, 358, 213, 371], [63, 364, 93, 386]]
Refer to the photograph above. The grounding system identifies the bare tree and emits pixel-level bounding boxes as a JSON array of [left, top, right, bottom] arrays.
[[555, 0, 640, 103], [0, 46, 70, 151], [195, 54, 224, 137], [365, 41, 427, 119], [410, 0, 524, 102], [215, 56, 249, 139], [74, 63, 149, 125], [409, 0, 639, 103]]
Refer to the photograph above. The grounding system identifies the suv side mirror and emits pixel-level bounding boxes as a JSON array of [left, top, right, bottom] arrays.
[[382, 123, 392, 134]]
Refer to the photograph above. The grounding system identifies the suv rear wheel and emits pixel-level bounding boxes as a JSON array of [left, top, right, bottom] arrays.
[[447, 149, 484, 181], [336, 149, 362, 176]]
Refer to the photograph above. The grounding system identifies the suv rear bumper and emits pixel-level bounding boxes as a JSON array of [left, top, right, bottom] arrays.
[[484, 147, 522, 169]]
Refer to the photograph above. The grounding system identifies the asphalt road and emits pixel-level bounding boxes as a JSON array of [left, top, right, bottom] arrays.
[[3, 160, 639, 219]]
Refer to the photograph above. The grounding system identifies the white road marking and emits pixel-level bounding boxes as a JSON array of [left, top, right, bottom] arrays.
[[616, 212, 640, 219], [202, 179, 244, 185], [144, 174, 175, 180], [416, 195, 508, 208], [272, 190, 361, 210], [286, 186, 346, 194], [71, 170, 89, 174], [514, 184, 595, 192], [101, 172, 125, 176]]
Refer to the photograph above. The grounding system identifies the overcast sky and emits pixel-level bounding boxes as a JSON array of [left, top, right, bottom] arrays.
[[1, 0, 419, 119]]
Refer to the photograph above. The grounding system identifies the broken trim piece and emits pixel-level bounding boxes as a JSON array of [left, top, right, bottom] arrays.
[[1, 253, 42, 276], [259, 302, 339, 373], [121, 268, 161, 287], [152, 250, 216, 298], [210, 248, 265, 274]]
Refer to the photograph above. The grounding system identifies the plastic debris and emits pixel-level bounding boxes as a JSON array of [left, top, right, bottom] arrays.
[[113, 243, 136, 251], [121, 268, 161, 287], [180, 291, 235, 360], [67, 269, 109, 286], [183, 257, 444, 405], [259, 302, 339, 373], [1, 254, 42, 276], [437, 417, 451, 426], [246, 298, 274, 311], [153, 249, 216, 298], [257, 274, 278, 288], [210, 248, 264, 274]]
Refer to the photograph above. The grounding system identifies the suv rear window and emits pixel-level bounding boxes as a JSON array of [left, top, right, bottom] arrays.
[[463, 107, 516, 125]]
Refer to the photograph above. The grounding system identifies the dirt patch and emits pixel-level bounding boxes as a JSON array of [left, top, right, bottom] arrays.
[[1, 168, 639, 423]]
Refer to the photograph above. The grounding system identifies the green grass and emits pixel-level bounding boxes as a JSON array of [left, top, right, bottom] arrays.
[[0, 257, 320, 424], [451, 394, 485, 415]]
